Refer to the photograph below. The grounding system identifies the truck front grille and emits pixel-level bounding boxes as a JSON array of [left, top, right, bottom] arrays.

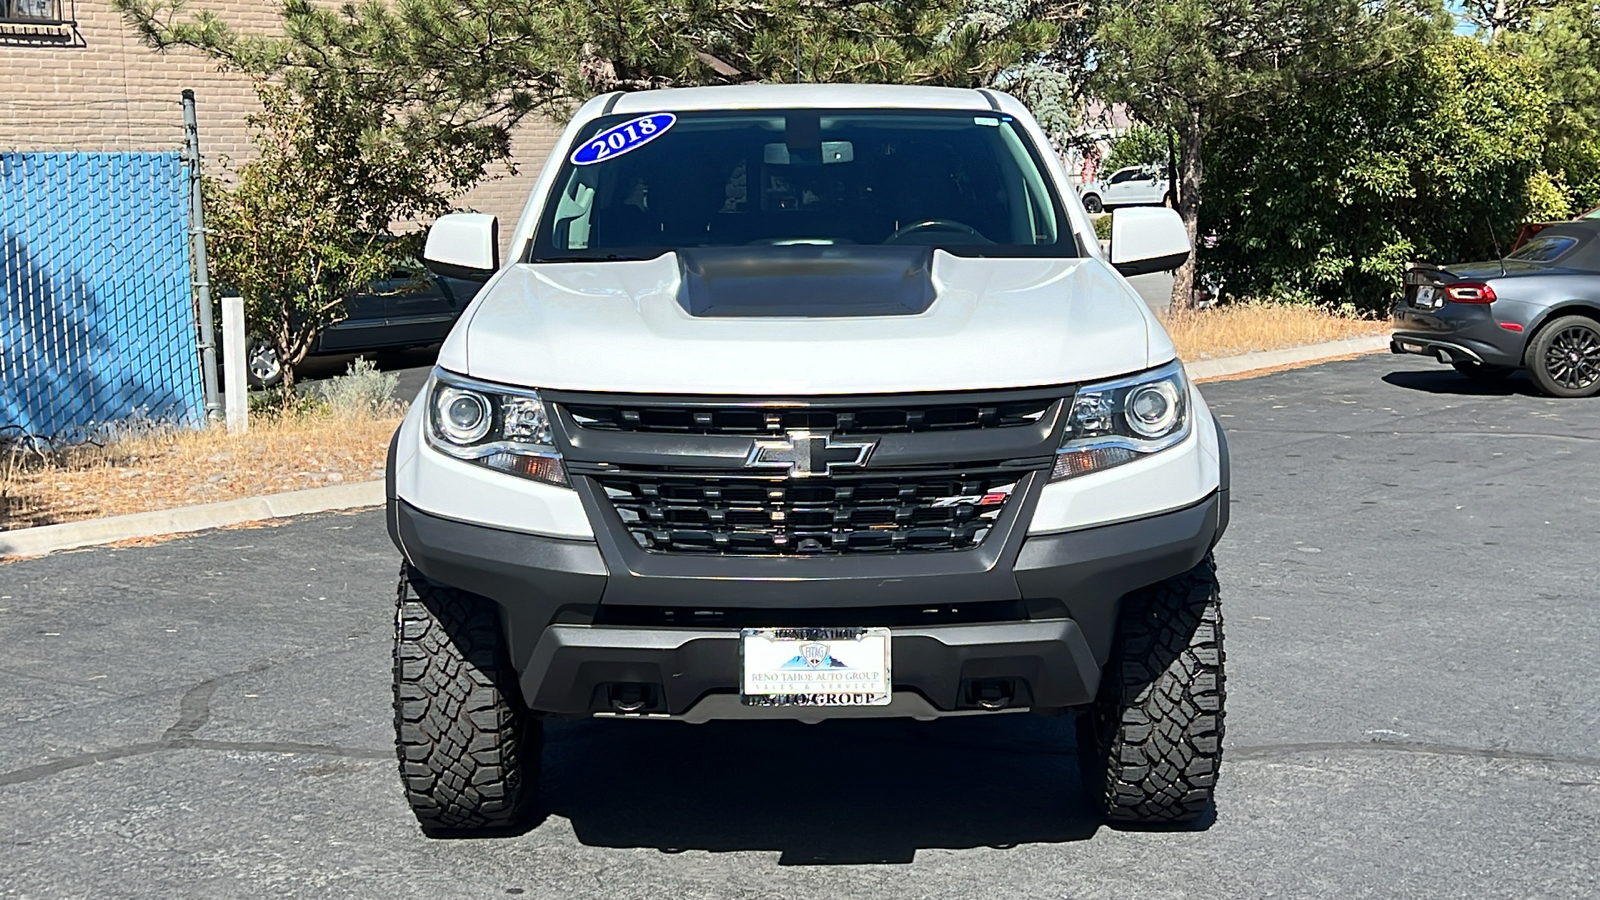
[[595, 471, 1022, 555], [565, 398, 1053, 435]]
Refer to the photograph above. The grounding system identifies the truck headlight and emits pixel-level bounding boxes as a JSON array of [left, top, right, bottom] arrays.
[[425, 368, 568, 487], [1053, 360, 1190, 480]]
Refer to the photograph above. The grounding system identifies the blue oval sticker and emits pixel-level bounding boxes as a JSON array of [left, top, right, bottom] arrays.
[[570, 113, 677, 166]]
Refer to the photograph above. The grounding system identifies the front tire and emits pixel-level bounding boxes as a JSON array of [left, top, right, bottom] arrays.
[[1082, 193, 1103, 214], [393, 564, 540, 836], [1451, 360, 1514, 383], [1526, 315, 1600, 398], [1077, 555, 1225, 825]]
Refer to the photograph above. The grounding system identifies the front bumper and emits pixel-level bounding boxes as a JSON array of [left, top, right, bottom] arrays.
[[388, 490, 1226, 720]]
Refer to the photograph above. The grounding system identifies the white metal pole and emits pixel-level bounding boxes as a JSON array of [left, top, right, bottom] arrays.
[[221, 296, 248, 435]]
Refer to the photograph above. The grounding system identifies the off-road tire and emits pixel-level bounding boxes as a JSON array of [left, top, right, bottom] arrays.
[[1451, 360, 1514, 383], [1077, 555, 1225, 825], [1525, 315, 1600, 398], [393, 564, 540, 835]]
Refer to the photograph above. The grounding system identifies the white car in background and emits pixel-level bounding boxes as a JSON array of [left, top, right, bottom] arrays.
[[1079, 165, 1172, 214]]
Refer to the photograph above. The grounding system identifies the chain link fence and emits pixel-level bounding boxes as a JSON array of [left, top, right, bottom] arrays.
[[0, 151, 203, 440]]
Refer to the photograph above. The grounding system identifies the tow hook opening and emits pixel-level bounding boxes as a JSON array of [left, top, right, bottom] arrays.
[[605, 682, 661, 713], [967, 678, 1016, 711]]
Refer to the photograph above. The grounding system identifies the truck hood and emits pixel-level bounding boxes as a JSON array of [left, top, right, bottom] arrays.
[[442, 251, 1167, 395]]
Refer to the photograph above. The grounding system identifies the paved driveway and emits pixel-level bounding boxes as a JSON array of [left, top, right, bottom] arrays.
[[3, 355, 1597, 899]]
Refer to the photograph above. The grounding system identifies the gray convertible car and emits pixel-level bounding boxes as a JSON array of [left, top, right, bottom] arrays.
[[1393, 219, 1600, 397]]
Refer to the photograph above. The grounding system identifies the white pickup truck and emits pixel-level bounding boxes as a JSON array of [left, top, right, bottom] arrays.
[[386, 84, 1228, 835]]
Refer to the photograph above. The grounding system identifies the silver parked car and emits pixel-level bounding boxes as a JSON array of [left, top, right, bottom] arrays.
[[1078, 165, 1172, 214], [1392, 220, 1600, 397]]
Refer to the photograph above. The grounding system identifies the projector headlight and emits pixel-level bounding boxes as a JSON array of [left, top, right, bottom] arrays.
[[1053, 360, 1190, 481], [425, 368, 568, 487]]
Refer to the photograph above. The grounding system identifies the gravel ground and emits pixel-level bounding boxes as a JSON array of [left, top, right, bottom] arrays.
[[2, 354, 1597, 899]]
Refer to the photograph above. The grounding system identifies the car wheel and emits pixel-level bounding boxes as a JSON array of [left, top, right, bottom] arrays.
[[1450, 360, 1514, 383], [1083, 194, 1103, 214], [393, 563, 541, 836], [1077, 554, 1225, 826], [1526, 315, 1600, 398], [246, 338, 284, 389]]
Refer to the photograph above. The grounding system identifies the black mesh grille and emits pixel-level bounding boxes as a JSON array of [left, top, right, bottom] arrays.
[[596, 471, 1022, 555], [565, 399, 1053, 435]]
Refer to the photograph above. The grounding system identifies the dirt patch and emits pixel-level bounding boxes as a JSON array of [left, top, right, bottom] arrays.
[[1, 413, 400, 532]]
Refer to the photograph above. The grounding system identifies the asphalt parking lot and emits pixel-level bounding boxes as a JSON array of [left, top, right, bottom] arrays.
[[3, 354, 1598, 899]]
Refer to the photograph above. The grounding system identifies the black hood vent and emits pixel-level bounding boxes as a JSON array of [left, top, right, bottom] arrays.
[[676, 245, 936, 318]]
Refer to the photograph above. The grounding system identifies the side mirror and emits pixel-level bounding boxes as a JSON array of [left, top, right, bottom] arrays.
[[424, 213, 499, 281], [1109, 207, 1190, 277]]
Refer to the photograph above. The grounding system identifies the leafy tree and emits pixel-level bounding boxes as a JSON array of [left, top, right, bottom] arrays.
[[1104, 125, 1169, 172], [1088, 0, 1443, 307], [113, 0, 1057, 390], [1498, 0, 1600, 212], [203, 84, 429, 397], [1202, 38, 1551, 311]]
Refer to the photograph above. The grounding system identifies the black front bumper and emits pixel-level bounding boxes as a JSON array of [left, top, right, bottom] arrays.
[[389, 488, 1226, 719]]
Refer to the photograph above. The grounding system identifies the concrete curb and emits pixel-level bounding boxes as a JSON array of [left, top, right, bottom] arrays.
[[1, 334, 1391, 560], [0, 480, 384, 560], [1185, 334, 1390, 382]]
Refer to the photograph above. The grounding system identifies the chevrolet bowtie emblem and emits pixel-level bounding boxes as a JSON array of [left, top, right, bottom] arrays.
[[745, 430, 876, 478]]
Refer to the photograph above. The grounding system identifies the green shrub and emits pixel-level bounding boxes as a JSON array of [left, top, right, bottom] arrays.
[[321, 357, 401, 419]]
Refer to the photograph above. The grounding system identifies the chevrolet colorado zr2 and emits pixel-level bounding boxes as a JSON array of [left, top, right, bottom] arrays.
[[386, 84, 1229, 834]]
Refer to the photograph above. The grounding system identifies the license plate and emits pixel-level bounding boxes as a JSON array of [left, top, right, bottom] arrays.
[[740, 627, 891, 707], [1414, 285, 1437, 308]]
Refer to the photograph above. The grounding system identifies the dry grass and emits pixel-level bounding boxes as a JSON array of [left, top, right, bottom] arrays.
[[1, 411, 401, 531], [1162, 302, 1388, 361]]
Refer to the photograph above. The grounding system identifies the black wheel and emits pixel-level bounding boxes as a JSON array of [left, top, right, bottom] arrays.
[[1077, 555, 1225, 825], [1451, 360, 1514, 383], [1082, 193, 1103, 214], [393, 564, 540, 836], [246, 338, 284, 389], [1526, 315, 1600, 397]]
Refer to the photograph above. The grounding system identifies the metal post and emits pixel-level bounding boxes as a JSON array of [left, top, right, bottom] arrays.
[[221, 296, 248, 435], [183, 89, 223, 422]]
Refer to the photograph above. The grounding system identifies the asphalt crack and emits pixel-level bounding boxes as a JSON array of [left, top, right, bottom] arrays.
[[1229, 739, 1600, 768], [160, 677, 221, 742], [1, 660, 389, 788], [0, 738, 390, 787]]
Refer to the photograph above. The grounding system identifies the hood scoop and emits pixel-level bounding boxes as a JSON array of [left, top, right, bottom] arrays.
[[676, 245, 936, 317]]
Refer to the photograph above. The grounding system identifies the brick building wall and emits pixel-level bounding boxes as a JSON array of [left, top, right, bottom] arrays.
[[0, 0, 561, 255]]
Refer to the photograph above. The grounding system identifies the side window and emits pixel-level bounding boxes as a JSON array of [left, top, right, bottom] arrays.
[[1109, 168, 1138, 185]]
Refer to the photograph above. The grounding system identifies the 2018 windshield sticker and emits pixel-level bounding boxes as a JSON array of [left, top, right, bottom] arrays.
[[570, 113, 676, 165]]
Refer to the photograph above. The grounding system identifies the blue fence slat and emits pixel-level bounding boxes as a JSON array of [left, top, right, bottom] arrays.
[[0, 152, 202, 439]]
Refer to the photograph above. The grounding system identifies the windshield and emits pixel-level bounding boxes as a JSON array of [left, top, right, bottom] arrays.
[[530, 109, 1078, 261]]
